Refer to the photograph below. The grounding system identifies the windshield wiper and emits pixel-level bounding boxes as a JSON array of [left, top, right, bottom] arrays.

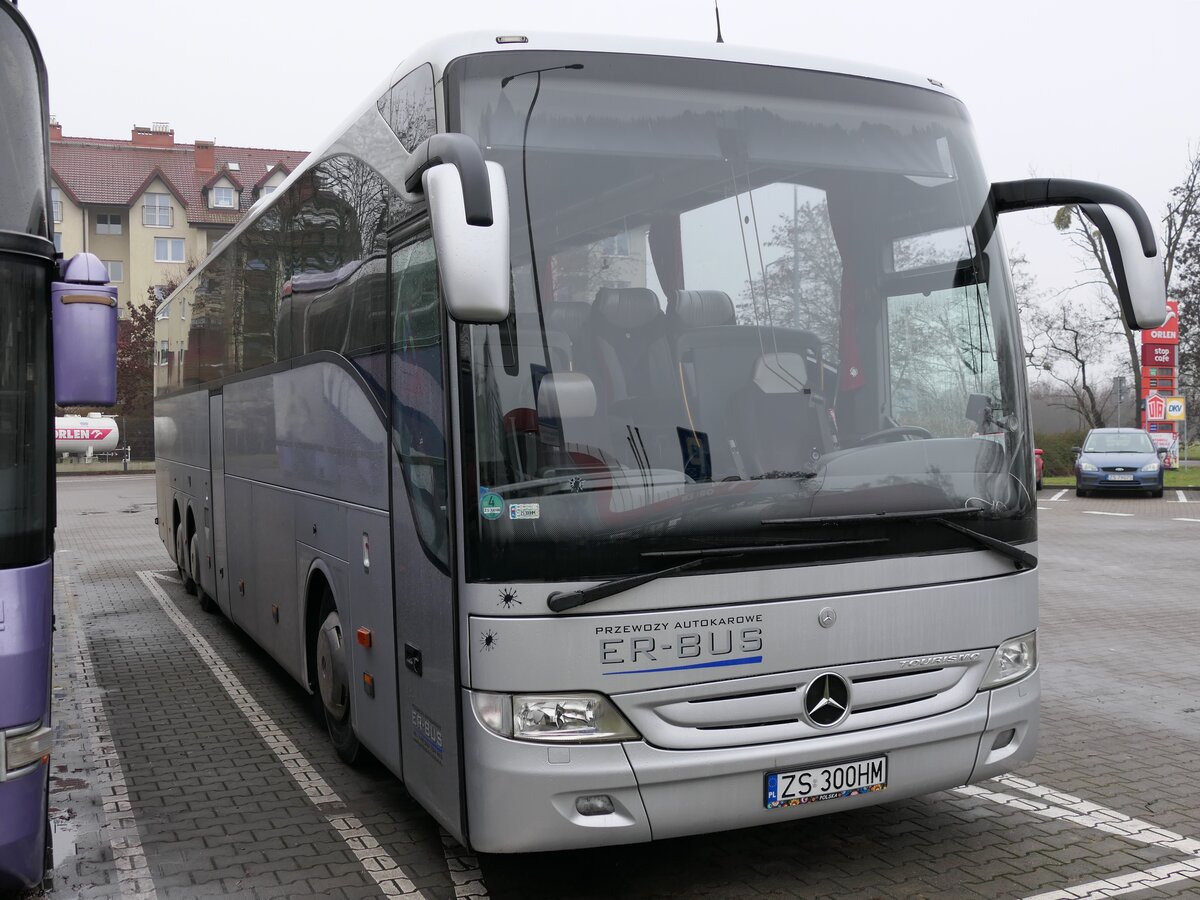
[[547, 559, 705, 612], [930, 516, 1037, 570], [762, 506, 1035, 569]]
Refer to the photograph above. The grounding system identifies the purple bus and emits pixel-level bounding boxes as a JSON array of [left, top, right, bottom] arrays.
[[0, 1, 117, 890]]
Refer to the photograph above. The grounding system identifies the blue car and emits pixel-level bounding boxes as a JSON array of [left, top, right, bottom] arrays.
[[1074, 427, 1165, 498]]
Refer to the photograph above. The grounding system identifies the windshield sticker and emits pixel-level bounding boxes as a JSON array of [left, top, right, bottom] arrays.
[[508, 502, 540, 520], [480, 492, 504, 521]]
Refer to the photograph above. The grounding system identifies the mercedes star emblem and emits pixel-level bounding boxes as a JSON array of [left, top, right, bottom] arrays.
[[803, 672, 851, 728]]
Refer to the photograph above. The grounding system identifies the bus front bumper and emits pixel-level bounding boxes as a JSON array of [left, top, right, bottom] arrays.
[[0, 757, 48, 890], [462, 671, 1038, 853]]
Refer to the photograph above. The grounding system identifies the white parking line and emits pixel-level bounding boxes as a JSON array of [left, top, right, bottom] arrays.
[[1025, 860, 1200, 899], [953, 775, 1200, 900], [139, 572, 427, 898], [1177, 490, 1188, 503], [1048, 489, 1069, 502], [1173, 518, 1200, 523], [1082, 511, 1134, 517], [1037, 506, 1050, 511]]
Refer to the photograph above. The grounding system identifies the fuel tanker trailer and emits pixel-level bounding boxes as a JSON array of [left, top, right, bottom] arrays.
[[54, 412, 119, 456]]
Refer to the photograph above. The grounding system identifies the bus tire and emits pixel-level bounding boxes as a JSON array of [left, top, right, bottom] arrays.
[[177, 523, 196, 595], [190, 533, 218, 613], [315, 589, 361, 765]]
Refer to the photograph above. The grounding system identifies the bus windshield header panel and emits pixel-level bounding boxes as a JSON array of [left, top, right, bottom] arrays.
[[448, 51, 1033, 583]]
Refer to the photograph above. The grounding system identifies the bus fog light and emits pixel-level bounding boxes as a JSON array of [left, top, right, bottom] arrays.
[[575, 794, 615, 816], [512, 693, 638, 743], [6, 725, 52, 772], [981, 632, 1037, 689]]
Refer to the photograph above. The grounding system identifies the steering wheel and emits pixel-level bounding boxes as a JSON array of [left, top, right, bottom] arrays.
[[854, 425, 934, 446]]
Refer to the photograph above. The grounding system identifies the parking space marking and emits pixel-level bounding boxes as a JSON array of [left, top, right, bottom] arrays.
[[1025, 859, 1200, 899], [1048, 489, 1069, 501], [138, 571, 427, 898], [440, 827, 489, 898], [1037, 506, 1050, 510], [955, 775, 1200, 899], [1177, 490, 1188, 503], [1173, 518, 1200, 523], [62, 572, 156, 900], [1082, 511, 1135, 517]]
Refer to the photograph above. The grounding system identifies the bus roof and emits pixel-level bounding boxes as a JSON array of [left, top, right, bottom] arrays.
[[388, 31, 955, 99], [169, 30, 957, 313]]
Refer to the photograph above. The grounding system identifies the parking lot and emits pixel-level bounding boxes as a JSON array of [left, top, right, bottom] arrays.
[[24, 474, 1200, 899]]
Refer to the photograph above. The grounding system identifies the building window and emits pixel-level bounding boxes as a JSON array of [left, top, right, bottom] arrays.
[[262, 185, 276, 196], [53, 233, 62, 253], [51, 188, 63, 223], [96, 213, 122, 235], [600, 230, 631, 257], [212, 186, 236, 209], [154, 237, 185, 263], [157, 340, 169, 366], [103, 260, 124, 282], [143, 193, 172, 227]]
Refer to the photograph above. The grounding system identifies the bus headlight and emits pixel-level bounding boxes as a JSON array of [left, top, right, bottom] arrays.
[[472, 691, 639, 743], [980, 632, 1037, 689], [4, 724, 52, 774]]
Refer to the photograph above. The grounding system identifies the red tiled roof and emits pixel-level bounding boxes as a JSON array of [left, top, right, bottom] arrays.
[[50, 133, 308, 227]]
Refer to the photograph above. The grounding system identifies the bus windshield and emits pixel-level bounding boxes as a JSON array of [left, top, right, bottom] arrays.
[[450, 51, 1032, 582]]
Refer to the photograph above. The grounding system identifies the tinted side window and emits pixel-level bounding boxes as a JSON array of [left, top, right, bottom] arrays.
[[378, 64, 436, 152], [378, 65, 437, 227], [161, 153, 392, 388], [391, 236, 448, 569]]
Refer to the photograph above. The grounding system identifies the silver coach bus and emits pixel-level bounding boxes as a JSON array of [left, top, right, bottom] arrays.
[[153, 32, 1166, 852]]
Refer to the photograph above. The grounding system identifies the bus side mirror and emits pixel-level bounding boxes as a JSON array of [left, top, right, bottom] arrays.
[[992, 178, 1168, 330], [404, 134, 511, 324]]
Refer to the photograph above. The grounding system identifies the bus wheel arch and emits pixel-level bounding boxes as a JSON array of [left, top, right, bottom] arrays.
[[306, 567, 361, 765]]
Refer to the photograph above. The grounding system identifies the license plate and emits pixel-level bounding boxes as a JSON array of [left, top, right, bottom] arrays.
[[765, 755, 887, 809], [1107, 474, 1134, 481]]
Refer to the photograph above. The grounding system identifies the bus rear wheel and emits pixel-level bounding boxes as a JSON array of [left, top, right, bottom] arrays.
[[176, 523, 196, 595], [189, 533, 218, 614], [315, 590, 361, 765]]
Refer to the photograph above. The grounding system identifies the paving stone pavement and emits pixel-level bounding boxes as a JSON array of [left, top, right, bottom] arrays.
[[8, 476, 1200, 899]]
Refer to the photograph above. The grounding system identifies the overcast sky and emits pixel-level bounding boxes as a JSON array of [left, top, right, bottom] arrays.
[[21, 0, 1200, 302]]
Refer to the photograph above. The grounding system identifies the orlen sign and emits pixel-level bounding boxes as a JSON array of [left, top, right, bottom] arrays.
[[1146, 300, 1179, 344], [54, 415, 120, 454]]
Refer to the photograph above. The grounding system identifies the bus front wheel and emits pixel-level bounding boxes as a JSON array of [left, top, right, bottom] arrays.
[[315, 590, 361, 765]]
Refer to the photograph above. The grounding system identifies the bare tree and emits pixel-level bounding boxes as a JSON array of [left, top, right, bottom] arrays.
[[1052, 147, 1200, 402], [1024, 292, 1120, 428]]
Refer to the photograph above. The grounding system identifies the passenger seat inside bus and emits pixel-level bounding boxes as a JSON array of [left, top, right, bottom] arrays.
[[676, 325, 832, 479]]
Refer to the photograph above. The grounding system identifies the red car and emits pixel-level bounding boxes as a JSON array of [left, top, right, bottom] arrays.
[[1035, 448, 1044, 491]]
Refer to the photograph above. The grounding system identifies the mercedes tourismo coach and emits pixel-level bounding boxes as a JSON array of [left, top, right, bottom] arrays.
[[153, 32, 1167, 852]]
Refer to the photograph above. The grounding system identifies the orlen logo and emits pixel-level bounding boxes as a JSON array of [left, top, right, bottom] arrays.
[[55, 428, 113, 441], [1148, 301, 1178, 343]]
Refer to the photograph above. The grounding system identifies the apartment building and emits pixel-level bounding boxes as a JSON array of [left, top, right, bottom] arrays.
[[49, 120, 307, 317]]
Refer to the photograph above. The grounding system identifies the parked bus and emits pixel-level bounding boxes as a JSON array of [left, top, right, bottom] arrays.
[[0, 0, 118, 889], [154, 32, 1167, 852]]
